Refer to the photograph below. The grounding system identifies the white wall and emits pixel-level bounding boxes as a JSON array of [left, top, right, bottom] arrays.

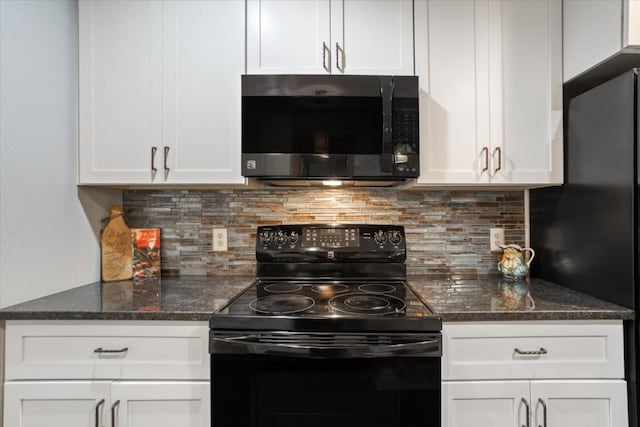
[[0, 0, 120, 308]]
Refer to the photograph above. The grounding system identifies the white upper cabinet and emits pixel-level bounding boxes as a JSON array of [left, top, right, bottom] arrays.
[[488, 0, 563, 185], [79, 0, 163, 184], [564, 0, 640, 81], [246, 0, 414, 75], [246, 0, 331, 74], [415, 0, 563, 186], [331, 0, 414, 75], [161, 0, 244, 184], [415, 0, 491, 184], [79, 0, 245, 185]]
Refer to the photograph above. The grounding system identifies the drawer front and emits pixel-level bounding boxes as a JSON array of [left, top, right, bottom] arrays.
[[442, 321, 624, 380], [5, 320, 210, 380]]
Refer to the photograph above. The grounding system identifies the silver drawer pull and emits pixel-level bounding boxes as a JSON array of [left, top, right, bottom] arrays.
[[94, 347, 129, 354], [514, 347, 547, 356]]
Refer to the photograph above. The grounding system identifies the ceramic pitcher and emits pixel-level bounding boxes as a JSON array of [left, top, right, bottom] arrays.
[[497, 244, 535, 280]]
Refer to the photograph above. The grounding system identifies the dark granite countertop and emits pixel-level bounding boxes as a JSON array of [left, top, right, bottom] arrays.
[[0, 276, 253, 321], [409, 276, 635, 321], [0, 275, 633, 322]]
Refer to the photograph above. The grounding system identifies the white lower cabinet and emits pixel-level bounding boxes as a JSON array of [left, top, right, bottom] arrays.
[[443, 380, 628, 427], [4, 381, 110, 427], [3, 320, 210, 427], [4, 381, 209, 427], [442, 321, 629, 427], [112, 382, 209, 427], [443, 381, 529, 427]]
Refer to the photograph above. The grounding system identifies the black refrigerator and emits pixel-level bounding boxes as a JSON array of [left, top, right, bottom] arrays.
[[530, 60, 639, 426]]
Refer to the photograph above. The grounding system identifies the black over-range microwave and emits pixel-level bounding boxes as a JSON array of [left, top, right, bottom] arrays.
[[241, 75, 419, 186]]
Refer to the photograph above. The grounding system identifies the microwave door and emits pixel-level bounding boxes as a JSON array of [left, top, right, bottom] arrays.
[[379, 77, 394, 175]]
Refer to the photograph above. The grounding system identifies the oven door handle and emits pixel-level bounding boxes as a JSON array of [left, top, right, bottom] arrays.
[[211, 336, 441, 358], [366, 339, 441, 357]]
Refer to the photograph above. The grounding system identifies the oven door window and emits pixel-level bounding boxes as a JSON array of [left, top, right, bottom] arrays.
[[212, 355, 440, 427]]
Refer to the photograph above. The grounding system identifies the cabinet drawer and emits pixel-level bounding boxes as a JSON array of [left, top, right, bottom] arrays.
[[442, 321, 624, 380], [5, 320, 209, 380]]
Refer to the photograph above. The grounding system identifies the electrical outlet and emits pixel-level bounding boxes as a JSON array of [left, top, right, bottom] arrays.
[[490, 228, 505, 252], [213, 228, 228, 252]]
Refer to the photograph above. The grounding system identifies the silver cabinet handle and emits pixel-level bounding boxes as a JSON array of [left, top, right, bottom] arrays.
[[521, 398, 530, 427], [94, 347, 128, 354], [111, 400, 120, 427], [537, 398, 548, 427], [514, 347, 547, 356], [322, 42, 330, 72], [481, 147, 489, 172], [335, 42, 345, 73], [493, 146, 502, 175], [95, 399, 105, 427], [163, 146, 170, 175], [151, 146, 158, 174]]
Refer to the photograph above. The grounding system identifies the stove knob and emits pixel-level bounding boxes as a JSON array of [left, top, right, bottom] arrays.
[[389, 230, 402, 245], [260, 231, 273, 245], [373, 230, 387, 244], [275, 230, 287, 245], [289, 231, 299, 244]]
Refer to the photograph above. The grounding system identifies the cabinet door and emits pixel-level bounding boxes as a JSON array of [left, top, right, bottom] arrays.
[[415, 0, 491, 184], [563, 0, 626, 82], [246, 0, 331, 74], [79, 0, 163, 184], [330, 0, 414, 75], [4, 381, 110, 427], [489, 0, 562, 185], [531, 380, 628, 427], [111, 381, 210, 427], [442, 381, 531, 427], [162, 0, 245, 184]]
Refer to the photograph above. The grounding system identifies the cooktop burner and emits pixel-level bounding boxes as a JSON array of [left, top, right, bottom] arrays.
[[249, 294, 315, 314], [263, 283, 303, 293], [329, 292, 406, 315], [358, 283, 396, 294]]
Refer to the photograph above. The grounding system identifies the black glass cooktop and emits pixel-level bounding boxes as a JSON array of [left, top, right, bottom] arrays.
[[212, 280, 440, 332]]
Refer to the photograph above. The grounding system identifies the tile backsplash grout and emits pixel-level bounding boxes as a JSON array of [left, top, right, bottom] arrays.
[[122, 189, 525, 277]]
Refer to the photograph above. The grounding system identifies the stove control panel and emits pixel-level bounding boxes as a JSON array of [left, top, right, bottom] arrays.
[[256, 224, 406, 262]]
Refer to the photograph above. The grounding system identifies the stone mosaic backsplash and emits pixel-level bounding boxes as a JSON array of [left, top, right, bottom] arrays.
[[122, 189, 525, 277]]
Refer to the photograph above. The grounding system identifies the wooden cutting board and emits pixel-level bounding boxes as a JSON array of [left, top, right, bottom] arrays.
[[101, 205, 133, 282]]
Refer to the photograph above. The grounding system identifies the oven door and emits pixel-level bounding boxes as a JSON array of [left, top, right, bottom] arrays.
[[210, 331, 441, 427]]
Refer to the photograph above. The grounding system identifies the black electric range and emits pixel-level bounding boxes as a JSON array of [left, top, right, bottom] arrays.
[[209, 224, 442, 427], [211, 224, 441, 334]]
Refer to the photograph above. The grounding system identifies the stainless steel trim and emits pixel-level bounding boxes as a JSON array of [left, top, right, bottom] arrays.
[[522, 398, 530, 427], [322, 42, 330, 72], [493, 146, 502, 175], [481, 147, 489, 172], [94, 347, 129, 354], [151, 146, 157, 174], [537, 398, 548, 427], [95, 399, 105, 427], [514, 347, 547, 356], [111, 400, 120, 427]]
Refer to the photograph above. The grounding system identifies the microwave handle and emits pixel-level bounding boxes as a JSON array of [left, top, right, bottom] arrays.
[[379, 77, 394, 174]]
